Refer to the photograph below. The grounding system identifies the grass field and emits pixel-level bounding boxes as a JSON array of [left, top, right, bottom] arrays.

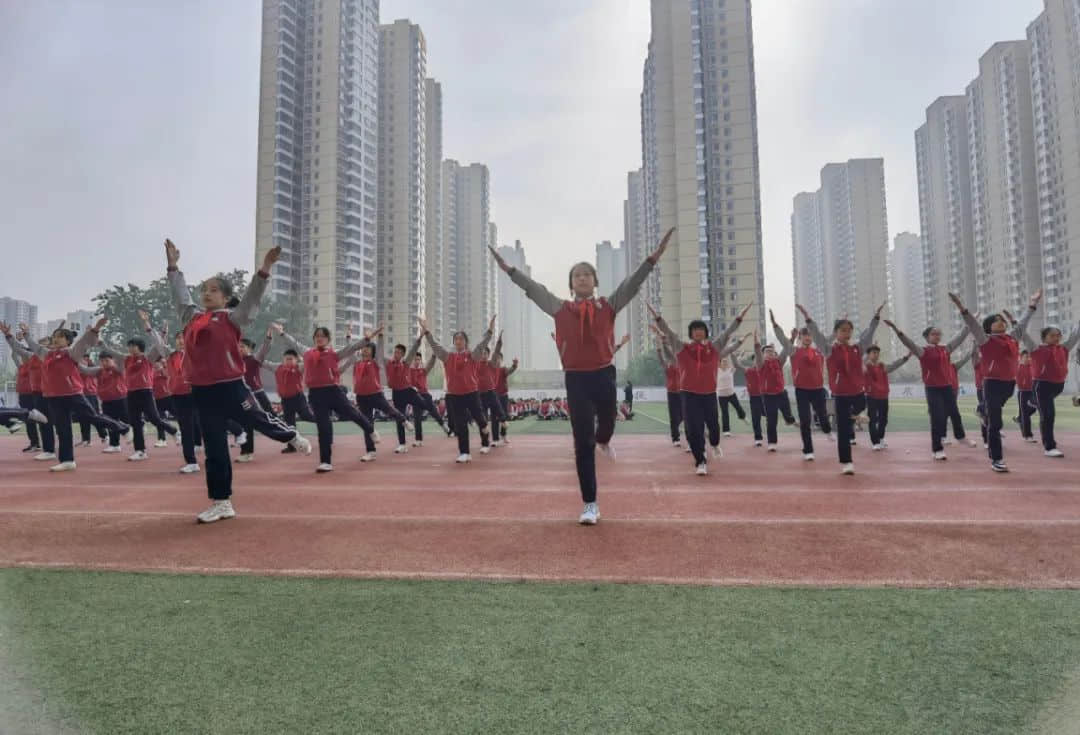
[[3, 569, 1080, 734]]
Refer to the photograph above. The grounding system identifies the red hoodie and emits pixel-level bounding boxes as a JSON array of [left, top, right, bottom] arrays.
[[182, 311, 245, 387], [303, 347, 343, 389], [97, 365, 128, 402], [744, 365, 762, 397], [16, 360, 32, 394], [352, 359, 382, 396], [41, 349, 85, 398], [165, 350, 192, 396], [863, 362, 888, 399], [477, 361, 497, 392], [82, 368, 98, 396], [664, 364, 681, 393], [28, 355, 43, 393], [444, 352, 481, 395], [152, 368, 172, 399], [496, 367, 511, 395], [760, 359, 785, 395], [408, 366, 429, 393], [275, 364, 304, 399], [979, 334, 1020, 382], [1016, 362, 1033, 391], [385, 359, 411, 391]]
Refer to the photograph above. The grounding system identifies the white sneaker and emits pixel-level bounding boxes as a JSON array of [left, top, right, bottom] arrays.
[[672, 440, 682, 448], [827, 433, 836, 442], [235, 431, 247, 447], [456, 453, 471, 463], [1026, 436, 1040, 444], [991, 461, 1009, 473], [49, 461, 76, 472], [880, 439, 889, 448], [154, 439, 168, 448], [695, 463, 708, 476], [235, 453, 254, 463], [841, 463, 855, 475], [78, 440, 92, 447], [360, 452, 376, 462], [502, 437, 511, 445], [684, 445, 692, 453], [943, 438, 955, 446], [982, 442, 989, 449], [803, 453, 815, 461], [412, 440, 424, 447], [196, 499, 236, 524], [598, 443, 616, 460], [933, 451, 947, 461], [179, 463, 201, 474], [967, 439, 978, 448], [128, 451, 147, 461], [767, 444, 777, 452], [289, 434, 312, 455], [578, 502, 600, 525], [316, 463, 334, 473], [394, 445, 408, 454], [1045, 448, 1065, 458], [710, 445, 723, 459], [28, 409, 48, 423], [102, 445, 121, 454], [754, 440, 763, 447], [33, 452, 56, 461], [479, 446, 491, 455], [372, 430, 381, 444], [492, 440, 504, 448], [723, 431, 732, 437]]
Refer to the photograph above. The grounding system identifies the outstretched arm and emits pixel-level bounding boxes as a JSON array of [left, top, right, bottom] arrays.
[[720, 334, 749, 358], [713, 302, 752, 352], [490, 332, 504, 367], [490, 247, 563, 316], [613, 334, 630, 355], [949, 292, 987, 346], [753, 332, 764, 368], [945, 324, 971, 354], [883, 319, 924, 359], [470, 315, 496, 360], [858, 304, 885, 351], [229, 246, 282, 328], [1064, 321, 1080, 353], [1010, 290, 1042, 341], [70, 318, 107, 362], [272, 324, 311, 354], [2, 331, 37, 360], [505, 358, 519, 378], [254, 329, 273, 364], [951, 350, 972, 372], [403, 333, 422, 365], [164, 239, 200, 326], [771, 309, 794, 352], [423, 352, 437, 375], [78, 363, 103, 376], [607, 227, 674, 314], [418, 318, 449, 362], [885, 352, 913, 373]]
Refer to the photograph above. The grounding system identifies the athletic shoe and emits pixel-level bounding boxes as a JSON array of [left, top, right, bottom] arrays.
[[827, 433, 836, 443], [983, 441, 989, 449], [722, 431, 732, 437], [394, 445, 408, 454], [235, 453, 254, 463], [695, 463, 708, 476], [372, 430, 381, 444], [710, 445, 723, 459], [754, 440, 763, 447], [479, 446, 491, 455], [871, 444, 882, 451], [1025, 436, 1039, 444], [943, 438, 954, 446], [967, 439, 978, 448], [502, 437, 511, 445], [360, 452, 376, 462], [153, 439, 168, 448], [28, 409, 48, 424], [881, 440, 889, 448], [1073, 395, 1080, 407], [1011, 415, 1021, 426], [850, 439, 857, 446], [22, 444, 40, 453], [289, 435, 312, 455], [281, 444, 297, 454], [841, 463, 855, 475], [179, 464, 200, 474], [49, 461, 76, 472], [33, 452, 56, 461], [196, 499, 236, 523], [78, 440, 92, 447], [684, 445, 692, 453], [578, 502, 600, 525], [932, 451, 947, 461], [672, 440, 681, 448], [991, 461, 1009, 473], [597, 443, 616, 460], [412, 440, 424, 447], [1045, 448, 1065, 458], [783, 417, 796, 427], [233, 431, 247, 447], [102, 445, 121, 454], [128, 451, 147, 461], [456, 453, 471, 464], [492, 440, 504, 448], [803, 453, 815, 461], [316, 463, 334, 473], [767, 444, 777, 452]]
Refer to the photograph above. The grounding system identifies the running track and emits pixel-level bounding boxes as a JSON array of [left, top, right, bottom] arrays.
[[2, 432, 1079, 587]]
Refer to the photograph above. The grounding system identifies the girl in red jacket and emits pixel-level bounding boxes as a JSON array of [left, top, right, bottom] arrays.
[[1014, 350, 1037, 443], [862, 345, 912, 451], [656, 336, 684, 447], [950, 290, 1041, 472], [492, 228, 672, 524], [340, 329, 411, 460], [166, 240, 311, 522], [752, 331, 795, 453], [77, 353, 108, 447], [1020, 318, 1080, 457], [652, 302, 750, 475]]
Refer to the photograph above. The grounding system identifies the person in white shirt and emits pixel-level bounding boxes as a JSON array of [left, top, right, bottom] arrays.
[[716, 357, 746, 436]]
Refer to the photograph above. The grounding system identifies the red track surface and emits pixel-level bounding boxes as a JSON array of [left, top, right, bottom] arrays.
[[2, 432, 1079, 587]]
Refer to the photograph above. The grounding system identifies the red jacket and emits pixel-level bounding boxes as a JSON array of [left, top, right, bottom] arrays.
[[496, 367, 511, 395], [182, 311, 245, 387], [744, 365, 762, 397], [123, 352, 155, 392], [1016, 363, 1033, 391], [919, 345, 952, 388], [275, 364, 304, 399], [302, 347, 342, 389], [152, 369, 172, 399], [444, 351, 481, 395], [385, 359, 411, 391], [760, 359, 785, 395], [352, 359, 382, 396], [864, 362, 889, 399], [97, 366, 128, 402], [790, 346, 825, 390], [553, 298, 616, 371], [827, 343, 864, 397], [42, 349, 85, 398], [664, 364, 681, 393], [676, 341, 720, 394], [166, 350, 192, 396], [82, 370, 98, 396], [979, 335, 1020, 382], [243, 355, 264, 391], [16, 361, 32, 394], [477, 362, 497, 392], [1029, 344, 1069, 383], [408, 366, 429, 393], [28, 355, 43, 393]]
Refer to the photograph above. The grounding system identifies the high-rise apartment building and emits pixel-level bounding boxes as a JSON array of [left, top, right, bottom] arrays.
[[915, 96, 976, 335], [0, 297, 37, 372], [441, 161, 494, 339], [496, 240, 533, 368], [641, 0, 765, 336], [790, 190, 825, 323], [255, 0, 380, 336], [377, 19, 426, 346], [967, 41, 1043, 326], [424, 78, 444, 341], [1028, 1, 1080, 330], [623, 168, 652, 361], [596, 240, 630, 369], [888, 233, 928, 342]]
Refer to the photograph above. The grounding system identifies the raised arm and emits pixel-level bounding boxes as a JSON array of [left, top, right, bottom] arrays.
[[771, 309, 795, 352], [613, 334, 630, 356], [647, 303, 685, 354], [858, 304, 885, 352], [720, 333, 749, 358], [883, 319, 924, 359], [254, 330, 273, 364], [885, 352, 913, 374], [70, 318, 107, 362], [1064, 321, 1080, 353], [164, 239, 200, 326], [2, 331, 37, 360], [951, 350, 971, 372], [229, 247, 282, 328], [1010, 290, 1042, 341], [273, 326, 311, 355], [491, 247, 563, 316], [423, 351, 437, 374], [490, 332, 504, 367], [78, 363, 103, 376], [403, 333, 422, 365], [470, 315, 496, 360], [505, 358, 519, 378], [137, 311, 168, 361], [945, 324, 971, 354], [753, 332, 764, 368], [712, 302, 752, 352], [607, 227, 673, 313], [418, 317, 449, 362]]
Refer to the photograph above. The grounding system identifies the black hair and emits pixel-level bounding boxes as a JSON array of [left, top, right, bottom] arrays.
[[833, 318, 853, 332], [202, 275, 238, 308], [687, 320, 709, 339], [799, 327, 811, 336], [52, 327, 77, 345], [866, 344, 881, 354], [99, 350, 115, 360], [127, 338, 146, 353], [982, 314, 1002, 334], [313, 327, 331, 340], [414, 350, 423, 358], [1041, 326, 1061, 340], [922, 326, 937, 340], [394, 344, 407, 353], [568, 262, 598, 290], [240, 338, 256, 349], [453, 331, 469, 345], [1021, 349, 1029, 356], [283, 348, 299, 358], [175, 331, 184, 340]]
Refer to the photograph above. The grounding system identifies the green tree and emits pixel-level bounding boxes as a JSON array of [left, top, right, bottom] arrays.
[[625, 349, 665, 386]]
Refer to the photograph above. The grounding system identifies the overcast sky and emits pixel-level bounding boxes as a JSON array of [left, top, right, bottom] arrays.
[[0, 0, 1045, 324]]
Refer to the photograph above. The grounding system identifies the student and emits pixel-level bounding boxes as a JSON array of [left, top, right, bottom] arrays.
[[493, 348, 519, 446], [1014, 350, 1037, 443], [944, 347, 975, 447], [102, 321, 178, 461], [261, 348, 316, 445], [1020, 315, 1080, 458], [735, 354, 766, 446], [77, 354, 108, 447], [83, 351, 130, 453], [656, 336, 684, 447], [862, 345, 911, 451], [148, 328, 203, 473], [419, 315, 495, 462], [233, 331, 275, 462], [753, 330, 795, 453], [883, 315, 975, 461], [949, 289, 1041, 472], [652, 302, 750, 475], [12, 339, 41, 453], [972, 342, 988, 448], [340, 328, 411, 460], [16, 332, 56, 460], [1, 320, 128, 471], [407, 346, 451, 440], [777, 308, 833, 460], [166, 239, 311, 522], [492, 227, 672, 524], [477, 336, 508, 447], [377, 332, 435, 450], [0, 405, 48, 431], [715, 357, 745, 436], [624, 380, 634, 413], [273, 322, 375, 472]]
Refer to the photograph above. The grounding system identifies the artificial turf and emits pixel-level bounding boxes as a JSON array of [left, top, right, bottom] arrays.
[[3, 569, 1080, 734]]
